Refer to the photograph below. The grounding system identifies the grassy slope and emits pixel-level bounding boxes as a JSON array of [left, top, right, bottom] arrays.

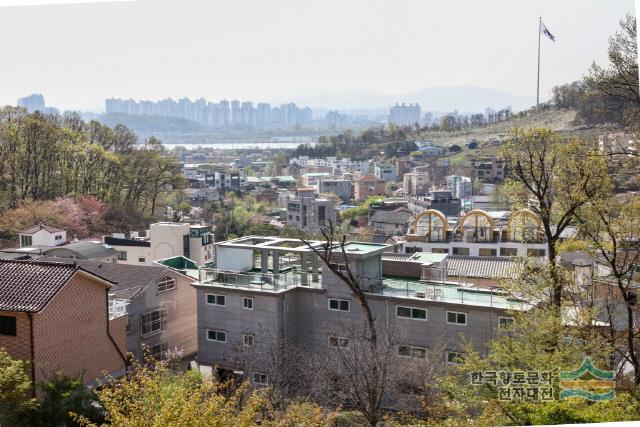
[[417, 109, 578, 147]]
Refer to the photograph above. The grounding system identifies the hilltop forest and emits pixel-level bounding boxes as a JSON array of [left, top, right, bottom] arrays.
[[0, 107, 185, 240]]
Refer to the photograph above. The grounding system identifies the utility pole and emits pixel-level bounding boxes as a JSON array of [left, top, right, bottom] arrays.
[[536, 16, 542, 110]]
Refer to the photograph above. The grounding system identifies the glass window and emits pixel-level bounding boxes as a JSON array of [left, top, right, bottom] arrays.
[[207, 294, 226, 306], [500, 248, 518, 257], [207, 329, 226, 342], [243, 297, 253, 310], [499, 316, 515, 330], [141, 308, 167, 336], [20, 235, 32, 247], [446, 311, 467, 325], [148, 342, 168, 361], [138, 257, 146, 263], [253, 373, 268, 386], [396, 306, 427, 320], [398, 345, 427, 359], [157, 276, 176, 293], [243, 333, 254, 346], [329, 336, 349, 348], [328, 299, 349, 311], [117, 251, 127, 261], [447, 351, 465, 365], [0, 316, 17, 336]]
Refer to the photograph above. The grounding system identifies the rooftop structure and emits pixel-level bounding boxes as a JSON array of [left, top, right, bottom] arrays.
[[404, 208, 548, 258]]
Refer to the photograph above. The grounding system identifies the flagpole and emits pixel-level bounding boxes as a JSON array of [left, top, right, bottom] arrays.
[[536, 16, 541, 110]]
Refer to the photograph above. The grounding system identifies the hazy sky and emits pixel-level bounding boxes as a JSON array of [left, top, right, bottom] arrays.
[[0, 0, 635, 111]]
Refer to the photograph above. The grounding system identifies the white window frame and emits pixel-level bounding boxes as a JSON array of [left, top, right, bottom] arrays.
[[147, 342, 169, 361], [446, 351, 465, 365], [398, 345, 427, 359], [328, 336, 350, 348], [396, 306, 428, 321], [498, 316, 515, 330], [157, 275, 177, 294], [252, 372, 269, 386], [243, 333, 255, 347], [206, 294, 226, 306], [206, 329, 227, 343], [328, 298, 350, 312], [446, 311, 467, 325], [141, 307, 167, 337], [242, 297, 254, 310]]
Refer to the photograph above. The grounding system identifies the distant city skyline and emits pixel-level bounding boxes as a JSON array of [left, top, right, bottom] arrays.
[[0, 0, 634, 112]]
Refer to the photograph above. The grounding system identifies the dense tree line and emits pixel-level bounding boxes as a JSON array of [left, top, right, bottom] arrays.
[[0, 107, 184, 216]]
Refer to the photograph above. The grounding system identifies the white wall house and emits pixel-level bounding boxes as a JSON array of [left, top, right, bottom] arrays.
[[104, 222, 214, 267], [18, 223, 67, 248]]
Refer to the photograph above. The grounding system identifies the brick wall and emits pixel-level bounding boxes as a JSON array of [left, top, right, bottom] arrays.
[[32, 273, 126, 385], [0, 311, 32, 361]]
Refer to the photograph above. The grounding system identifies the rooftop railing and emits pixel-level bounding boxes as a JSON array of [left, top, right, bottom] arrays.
[[374, 278, 525, 309], [199, 268, 322, 292]]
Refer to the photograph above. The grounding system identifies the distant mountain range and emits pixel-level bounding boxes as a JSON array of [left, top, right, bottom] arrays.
[[293, 86, 537, 115]]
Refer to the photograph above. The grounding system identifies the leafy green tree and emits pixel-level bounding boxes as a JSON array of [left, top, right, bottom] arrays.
[[0, 350, 36, 426], [500, 128, 610, 308], [31, 371, 104, 427]]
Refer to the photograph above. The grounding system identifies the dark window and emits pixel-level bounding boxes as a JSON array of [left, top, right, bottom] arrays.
[[328, 299, 349, 311], [20, 235, 32, 247], [396, 306, 427, 320], [207, 330, 226, 342], [447, 311, 467, 325], [318, 206, 326, 222], [0, 316, 17, 336], [207, 294, 226, 306], [118, 251, 127, 261]]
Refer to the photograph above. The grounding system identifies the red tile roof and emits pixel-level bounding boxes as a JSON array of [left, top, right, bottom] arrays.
[[0, 260, 112, 313], [19, 223, 65, 235]]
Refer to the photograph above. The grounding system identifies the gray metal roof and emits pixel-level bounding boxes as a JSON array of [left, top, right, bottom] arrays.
[[44, 241, 118, 260], [447, 256, 517, 278]]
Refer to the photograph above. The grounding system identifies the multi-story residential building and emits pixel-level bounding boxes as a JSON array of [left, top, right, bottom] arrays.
[[204, 171, 245, 190], [0, 260, 127, 385], [472, 159, 505, 183], [374, 162, 397, 182], [41, 258, 198, 362], [389, 103, 421, 126], [354, 175, 386, 202], [18, 223, 66, 248], [395, 159, 412, 177], [403, 172, 430, 196], [105, 97, 313, 129], [285, 195, 336, 235], [290, 157, 369, 175], [318, 178, 353, 201], [104, 222, 214, 267], [446, 175, 473, 200], [192, 236, 523, 386], [404, 208, 547, 258], [17, 93, 46, 112]]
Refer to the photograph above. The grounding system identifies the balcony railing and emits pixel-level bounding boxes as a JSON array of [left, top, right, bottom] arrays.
[[199, 268, 322, 292], [374, 278, 524, 309]]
